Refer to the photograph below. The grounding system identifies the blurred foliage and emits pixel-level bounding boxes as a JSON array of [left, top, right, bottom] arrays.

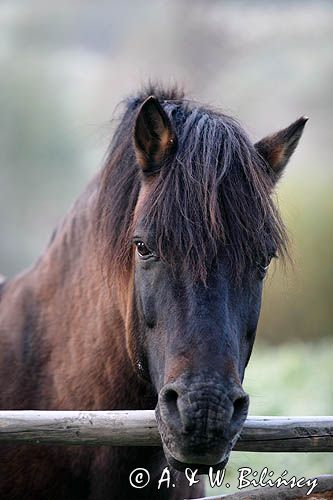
[[259, 179, 333, 343], [206, 341, 333, 495], [0, 59, 83, 274]]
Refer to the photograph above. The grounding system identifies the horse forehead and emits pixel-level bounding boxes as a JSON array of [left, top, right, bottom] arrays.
[[134, 180, 157, 220], [165, 266, 230, 301]]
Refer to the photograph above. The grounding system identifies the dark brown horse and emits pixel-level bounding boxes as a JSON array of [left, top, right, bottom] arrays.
[[0, 86, 307, 500]]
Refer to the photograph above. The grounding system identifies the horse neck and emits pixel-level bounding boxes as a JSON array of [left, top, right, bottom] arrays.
[[15, 176, 151, 410]]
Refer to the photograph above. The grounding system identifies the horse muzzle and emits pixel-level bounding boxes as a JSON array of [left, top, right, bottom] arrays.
[[156, 374, 249, 473]]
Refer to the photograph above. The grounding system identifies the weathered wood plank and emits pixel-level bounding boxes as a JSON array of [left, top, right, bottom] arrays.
[[0, 411, 332, 452], [190, 475, 333, 499], [234, 416, 333, 452], [0, 410, 160, 446]]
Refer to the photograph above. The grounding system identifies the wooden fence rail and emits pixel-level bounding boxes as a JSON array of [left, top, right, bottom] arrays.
[[0, 411, 332, 452], [189, 475, 333, 500]]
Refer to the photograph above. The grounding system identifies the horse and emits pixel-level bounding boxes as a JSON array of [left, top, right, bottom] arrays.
[[0, 85, 307, 500]]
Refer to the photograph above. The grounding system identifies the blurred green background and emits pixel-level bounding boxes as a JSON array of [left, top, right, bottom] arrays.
[[0, 0, 332, 493]]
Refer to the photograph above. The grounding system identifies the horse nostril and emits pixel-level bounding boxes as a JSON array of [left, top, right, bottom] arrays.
[[231, 394, 249, 428], [159, 386, 181, 429], [164, 389, 178, 413], [164, 388, 179, 407], [163, 388, 179, 416]]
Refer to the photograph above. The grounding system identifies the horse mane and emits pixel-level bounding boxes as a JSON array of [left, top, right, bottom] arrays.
[[95, 84, 288, 284]]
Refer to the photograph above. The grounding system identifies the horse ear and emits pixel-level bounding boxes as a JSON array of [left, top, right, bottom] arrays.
[[255, 116, 308, 182], [134, 95, 176, 173]]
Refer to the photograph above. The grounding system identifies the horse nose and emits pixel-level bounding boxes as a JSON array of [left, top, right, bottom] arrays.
[[159, 380, 249, 436]]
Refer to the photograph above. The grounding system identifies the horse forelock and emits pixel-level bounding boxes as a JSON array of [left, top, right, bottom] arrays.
[[95, 85, 289, 284]]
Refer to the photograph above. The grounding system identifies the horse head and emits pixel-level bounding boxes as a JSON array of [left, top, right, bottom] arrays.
[[97, 90, 307, 473]]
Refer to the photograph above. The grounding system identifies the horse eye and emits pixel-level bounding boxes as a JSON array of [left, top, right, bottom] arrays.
[[135, 241, 153, 258], [257, 253, 277, 276]]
